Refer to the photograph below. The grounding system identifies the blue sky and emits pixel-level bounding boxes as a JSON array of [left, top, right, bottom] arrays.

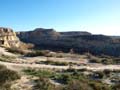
[[0, 0, 120, 35]]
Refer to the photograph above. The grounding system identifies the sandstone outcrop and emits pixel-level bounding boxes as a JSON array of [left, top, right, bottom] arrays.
[[0, 27, 20, 48]]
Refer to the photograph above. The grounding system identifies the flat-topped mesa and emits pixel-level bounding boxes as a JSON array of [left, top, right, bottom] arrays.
[[17, 28, 61, 41], [33, 28, 60, 36], [0, 27, 20, 48]]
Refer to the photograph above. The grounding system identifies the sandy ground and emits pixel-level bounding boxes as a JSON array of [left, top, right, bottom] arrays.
[[0, 47, 120, 90], [1, 61, 120, 71], [0, 46, 120, 71]]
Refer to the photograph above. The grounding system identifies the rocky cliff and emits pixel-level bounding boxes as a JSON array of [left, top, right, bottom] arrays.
[[60, 31, 91, 36], [17, 28, 120, 56], [0, 27, 20, 48], [17, 28, 95, 47]]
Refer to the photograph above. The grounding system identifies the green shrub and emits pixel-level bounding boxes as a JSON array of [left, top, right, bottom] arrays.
[[91, 71, 105, 79], [56, 54, 64, 58], [34, 77, 63, 90], [89, 57, 101, 63], [24, 69, 55, 78], [111, 84, 120, 90], [39, 61, 68, 66], [101, 59, 113, 65], [0, 69, 20, 84], [65, 79, 93, 90], [103, 69, 111, 77], [0, 64, 7, 71], [23, 68, 113, 90], [6, 47, 26, 55], [54, 74, 72, 84], [0, 54, 16, 62], [89, 81, 110, 90], [0, 65, 20, 90], [25, 50, 50, 57], [65, 68, 77, 72]]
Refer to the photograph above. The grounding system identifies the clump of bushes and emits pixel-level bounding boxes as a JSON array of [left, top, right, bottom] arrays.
[[6, 42, 34, 55], [0, 65, 7, 71], [111, 84, 120, 90], [6, 47, 27, 55], [90, 71, 105, 80], [101, 58, 113, 64], [38, 61, 68, 66], [0, 69, 20, 84], [89, 81, 111, 90], [98, 58, 120, 65], [89, 56, 120, 65], [25, 50, 50, 57], [65, 68, 77, 72], [56, 53, 64, 58], [24, 68, 119, 90], [88, 56, 101, 63], [19, 42, 34, 49], [26, 50, 64, 57], [62, 72, 110, 90], [53, 74, 72, 84], [89, 54, 120, 65], [34, 77, 62, 90], [103, 69, 111, 77], [0, 54, 16, 62], [23, 69, 55, 78], [0, 65, 20, 90], [65, 79, 93, 90]]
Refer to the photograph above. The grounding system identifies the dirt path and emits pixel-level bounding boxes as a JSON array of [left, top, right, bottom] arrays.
[[0, 46, 120, 71], [0, 61, 120, 71], [16, 56, 88, 65]]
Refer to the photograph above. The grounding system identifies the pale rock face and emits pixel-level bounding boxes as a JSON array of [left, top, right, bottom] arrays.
[[0, 27, 20, 48]]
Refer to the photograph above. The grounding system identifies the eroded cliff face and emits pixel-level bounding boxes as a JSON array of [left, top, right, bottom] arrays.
[[17, 28, 120, 56], [0, 27, 20, 48]]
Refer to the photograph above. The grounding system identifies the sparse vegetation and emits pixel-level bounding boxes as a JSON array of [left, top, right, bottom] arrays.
[[6, 47, 27, 55], [36, 60, 69, 66], [89, 55, 120, 65], [25, 50, 50, 57], [0, 65, 20, 90], [23, 69, 55, 78], [112, 84, 120, 90], [0, 44, 120, 90], [90, 71, 105, 79], [0, 54, 16, 62], [24, 68, 114, 90], [19, 42, 34, 49], [34, 77, 59, 90]]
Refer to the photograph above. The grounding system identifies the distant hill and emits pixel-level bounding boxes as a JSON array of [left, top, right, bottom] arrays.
[[110, 36, 120, 39], [17, 28, 120, 57]]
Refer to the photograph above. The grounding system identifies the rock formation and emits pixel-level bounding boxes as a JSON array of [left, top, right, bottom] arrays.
[[0, 27, 20, 48], [60, 31, 91, 36], [3, 27, 119, 56], [17, 28, 120, 56]]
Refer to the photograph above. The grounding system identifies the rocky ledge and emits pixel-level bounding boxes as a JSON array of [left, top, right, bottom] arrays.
[[0, 27, 20, 48]]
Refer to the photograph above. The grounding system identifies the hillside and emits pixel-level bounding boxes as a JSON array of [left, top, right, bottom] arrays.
[[0, 27, 120, 90], [0, 44, 120, 90], [17, 28, 120, 57]]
